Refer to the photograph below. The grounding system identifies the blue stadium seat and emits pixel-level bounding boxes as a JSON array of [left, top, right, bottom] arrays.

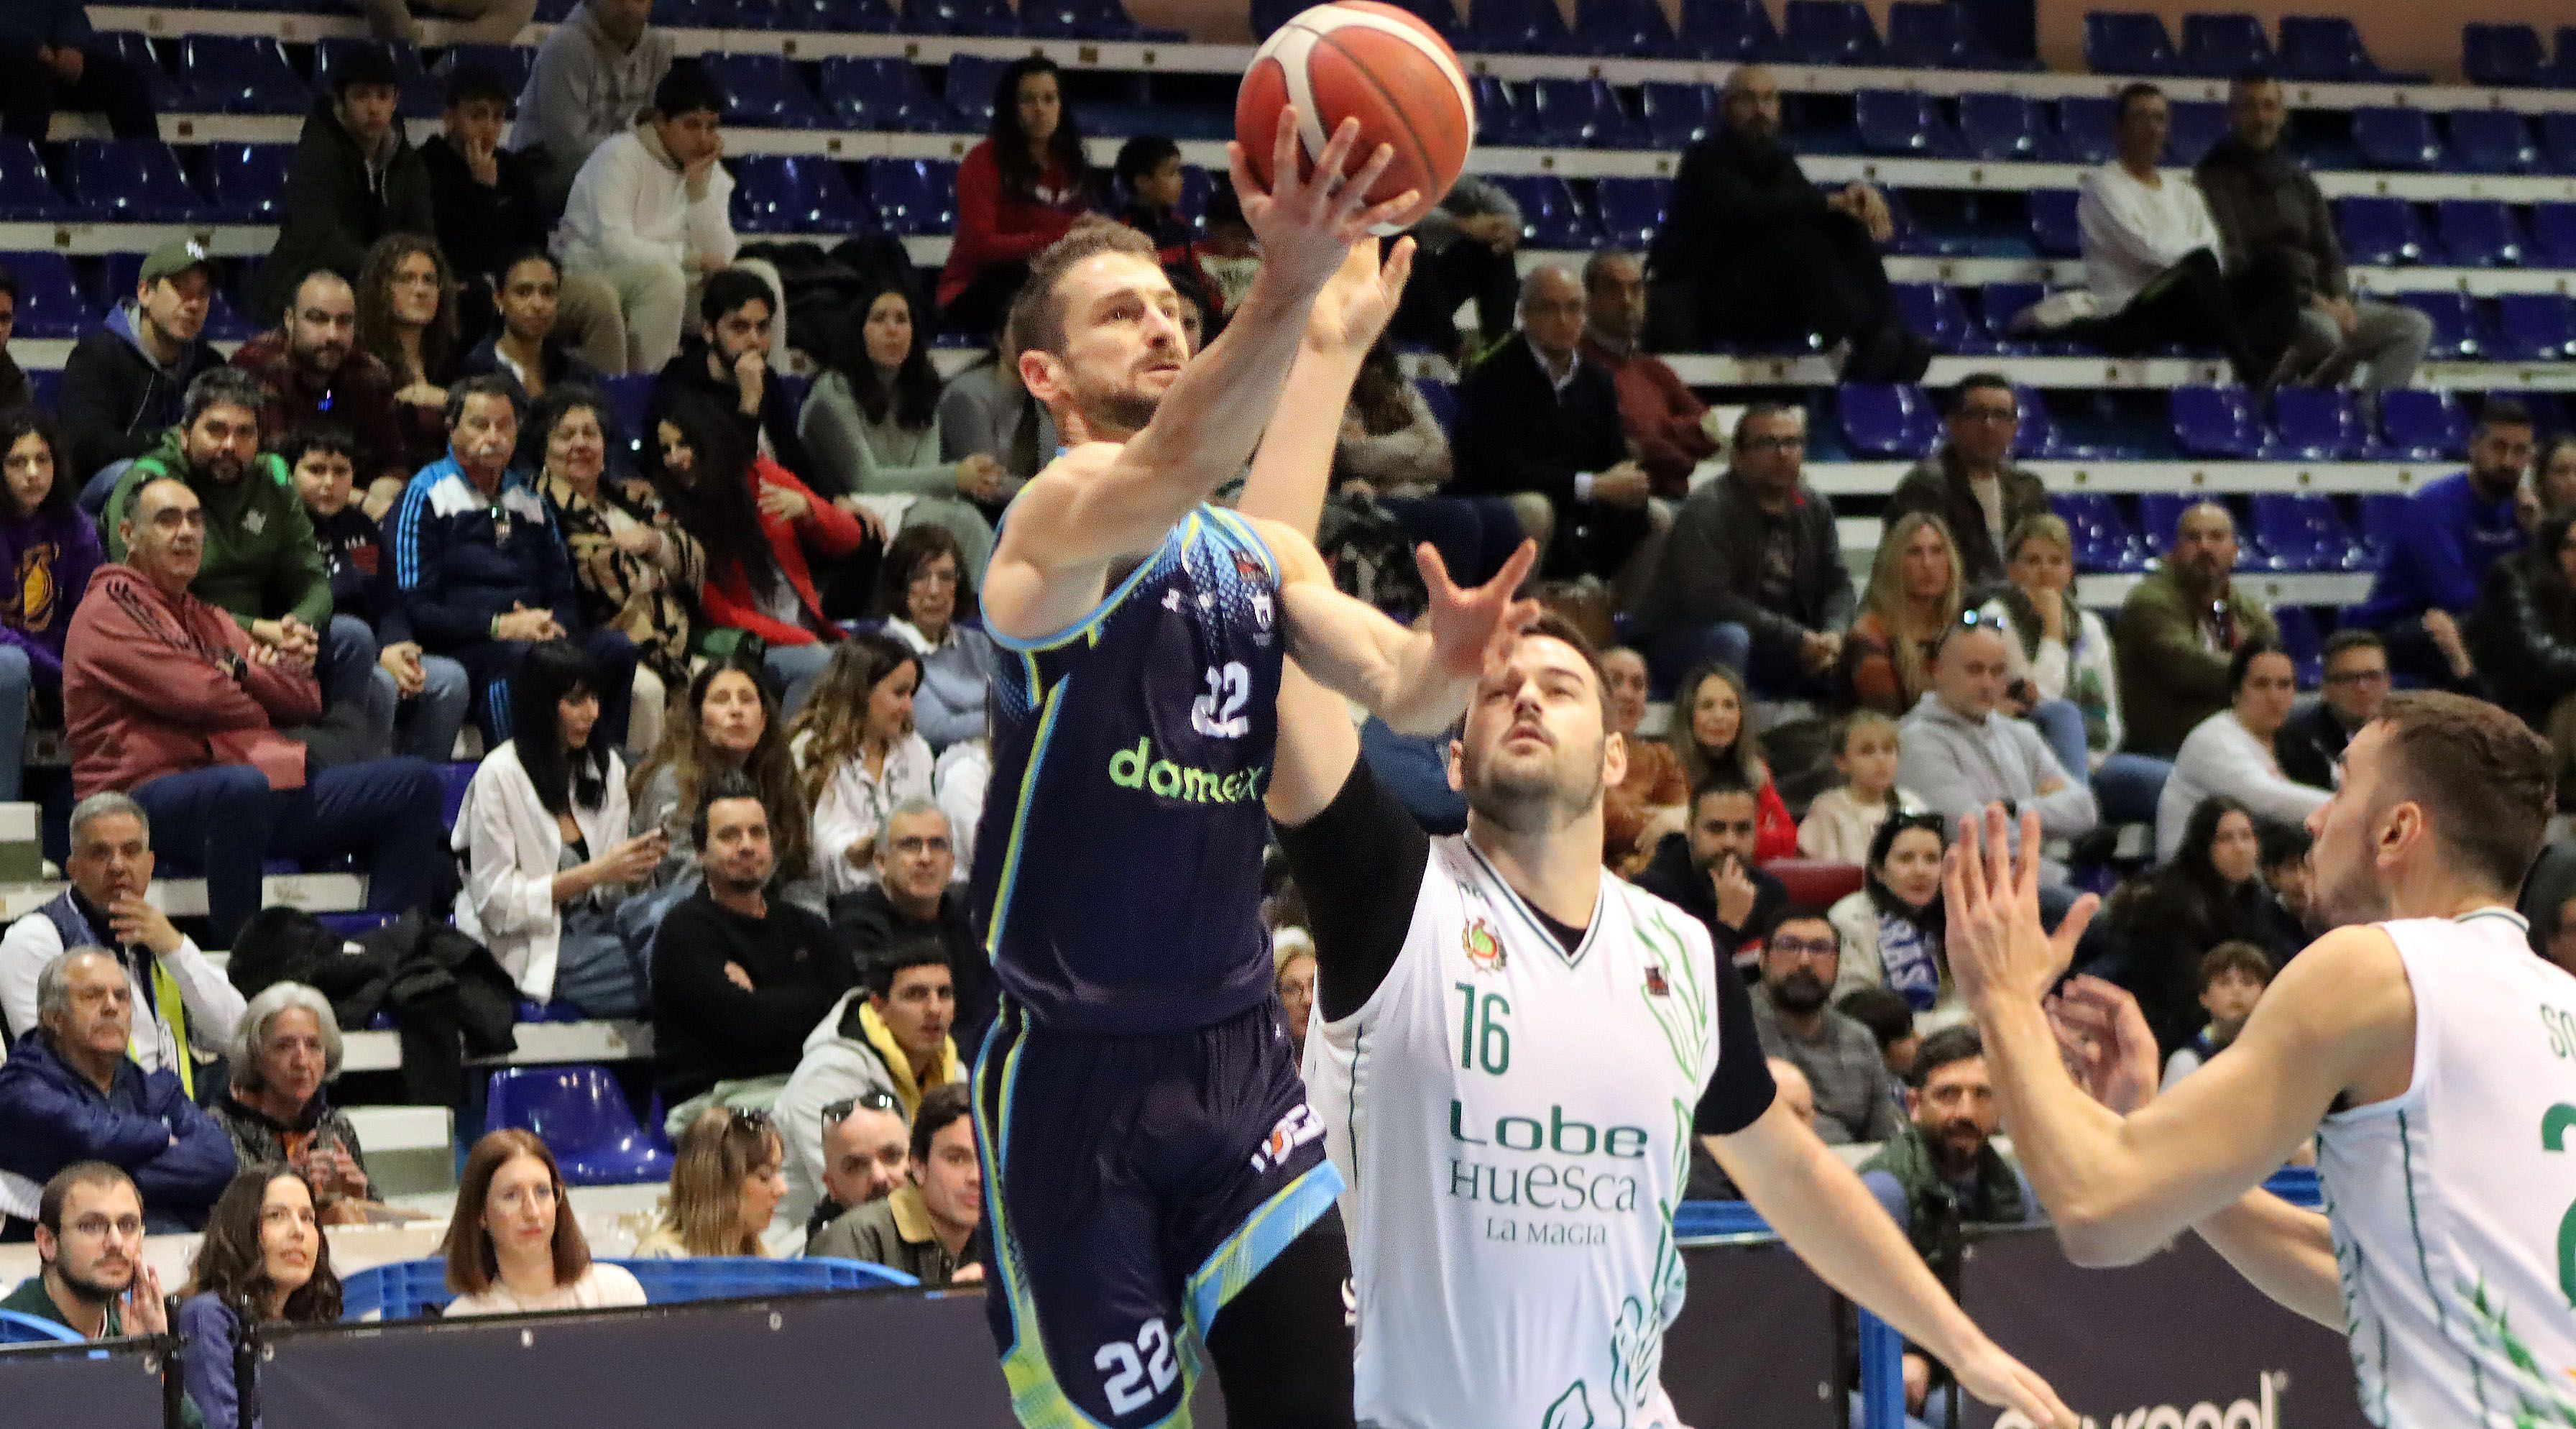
[[1780, 0, 1884, 65], [612, 1257, 918, 1302], [1023, 0, 1182, 41], [2332, 196, 2429, 266], [942, 54, 1005, 130], [1677, 0, 1778, 60], [0, 1310, 84, 1344], [2276, 17, 2397, 83], [2028, 188, 2082, 258], [1470, 77, 1540, 148], [1638, 82, 1719, 150], [2539, 114, 2576, 175], [2395, 292, 2483, 360], [2449, 110, 2542, 175], [173, 35, 310, 115], [1468, 0, 1575, 52], [908, 0, 1018, 33], [819, 57, 949, 130], [1836, 383, 1940, 458], [2051, 491, 2148, 572], [2492, 293, 2576, 361], [2250, 493, 2367, 574], [864, 158, 957, 235], [2463, 23, 2546, 88], [87, 34, 186, 114], [1887, 2, 2008, 70], [1976, 281, 2046, 351], [437, 45, 537, 98], [205, 144, 294, 224], [2352, 107, 2450, 172], [2084, 12, 2183, 75], [1414, 377, 1458, 431], [484, 1065, 672, 1186], [0, 139, 69, 221], [2180, 13, 2272, 78], [1, 253, 87, 341], [2433, 198, 2526, 267], [201, 293, 260, 346], [1853, 90, 1961, 157], [1381, 0, 1466, 38], [311, 40, 445, 119], [730, 156, 868, 234], [2266, 389, 2370, 464], [700, 54, 832, 129], [1893, 282, 1992, 354], [1576, 0, 1683, 57], [2171, 385, 2263, 459], [1528, 78, 1642, 147], [768, 0, 903, 29], [2164, 101, 2228, 165], [2271, 605, 2324, 686], [1593, 177, 1672, 249], [2053, 96, 2116, 165], [2378, 388, 2472, 461], [2357, 493, 2414, 559], [2534, 203, 2576, 267], [64, 140, 204, 225], [1491, 175, 1597, 248], [1959, 92, 2044, 161]]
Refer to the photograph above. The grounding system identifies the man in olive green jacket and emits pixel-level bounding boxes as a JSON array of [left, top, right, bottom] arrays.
[[2113, 500, 2278, 758], [805, 1084, 982, 1287]]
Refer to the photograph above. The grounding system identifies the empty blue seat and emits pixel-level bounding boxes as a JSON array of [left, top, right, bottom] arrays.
[[1854, 89, 1960, 157], [484, 1065, 671, 1185], [174, 35, 309, 115], [864, 158, 957, 235], [2450, 110, 2542, 175], [768, 0, 902, 29], [1893, 282, 1992, 354], [1977, 282, 2050, 351], [2378, 388, 2472, 461], [2164, 101, 2228, 165], [1, 252, 86, 341], [1470, 77, 1540, 148], [86, 33, 186, 114], [2493, 293, 2576, 361], [1887, 2, 2004, 70], [2084, 12, 2182, 75], [700, 54, 831, 129], [2051, 490, 2148, 572], [63, 139, 203, 224], [2352, 107, 2448, 172], [2358, 492, 2414, 557], [205, 144, 294, 224], [1491, 175, 1597, 248], [1780, 0, 1883, 64], [2464, 23, 2545, 88], [0, 1310, 85, 1344], [1959, 92, 2044, 160], [1575, 0, 1681, 55], [2271, 605, 2324, 686], [437, 45, 536, 97], [731, 156, 868, 234], [1837, 383, 1939, 458], [1678, 0, 1777, 59], [1593, 176, 1672, 249], [311, 40, 444, 119], [2028, 188, 2082, 258], [2276, 17, 2384, 82], [2433, 199, 2526, 267], [2333, 196, 2428, 266], [2250, 493, 2365, 573], [2396, 292, 2483, 360], [1468, 0, 1574, 52], [2180, 13, 2272, 78], [1638, 82, 1718, 150], [1022, 0, 1179, 40], [2171, 385, 2263, 459], [2266, 389, 2370, 464], [2054, 95, 2117, 165], [1527, 78, 1641, 147], [908, 0, 1018, 32], [819, 56, 948, 130], [0, 139, 68, 221], [2539, 114, 2576, 174], [2534, 203, 2576, 267], [942, 54, 1005, 129]]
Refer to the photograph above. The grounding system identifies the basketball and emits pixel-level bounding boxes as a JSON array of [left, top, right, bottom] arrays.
[[1236, 1, 1476, 234]]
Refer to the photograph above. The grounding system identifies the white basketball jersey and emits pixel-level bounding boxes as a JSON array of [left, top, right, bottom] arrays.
[[2317, 909, 2576, 1428], [1305, 835, 1726, 1429]]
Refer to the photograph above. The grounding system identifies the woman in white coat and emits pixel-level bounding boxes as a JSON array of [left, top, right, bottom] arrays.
[[453, 640, 668, 1016]]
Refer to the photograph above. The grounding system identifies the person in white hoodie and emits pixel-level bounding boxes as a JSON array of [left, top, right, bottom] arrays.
[[555, 63, 778, 375], [769, 941, 965, 1242], [451, 640, 667, 1015], [2074, 82, 2266, 384]]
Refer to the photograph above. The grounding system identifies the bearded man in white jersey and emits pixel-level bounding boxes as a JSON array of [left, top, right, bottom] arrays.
[[1949, 690, 2576, 1429]]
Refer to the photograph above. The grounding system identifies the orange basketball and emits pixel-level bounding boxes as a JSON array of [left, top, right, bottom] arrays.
[[1236, 1, 1476, 234]]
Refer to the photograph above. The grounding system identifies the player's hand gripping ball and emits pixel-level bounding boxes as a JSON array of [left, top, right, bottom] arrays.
[[1236, 1, 1477, 234]]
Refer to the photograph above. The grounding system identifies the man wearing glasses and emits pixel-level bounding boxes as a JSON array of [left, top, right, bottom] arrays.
[[826, 800, 993, 1046], [1885, 375, 2050, 593], [2279, 630, 2387, 789], [1630, 401, 1852, 694], [0, 1164, 167, 1338], [1744, 914, 1904, 1145]]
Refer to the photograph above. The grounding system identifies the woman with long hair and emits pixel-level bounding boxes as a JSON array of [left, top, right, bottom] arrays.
[[355, 231, 463, 489], [0, 410, 98, 799], [533, 385, 702, 752], [1335, 336, 1532, 587], [1824, 813, 1955, 1023], [630, 657, 816, 902], [653, 392, 873, 717], [2472, 505, 2576, 795], [874, 525, 998, 753], [936, 56, 1095, 336], [1667, 662, 1796, 861], [2524, 434, 2576, 531], [454, 640, 666, 1015], [1979, 513, 2173, 824], [633, 1107, 788, 1258], [177, 1166, 341, 1427], [801, 280, 1006, 584], [2104, 795, 2287, 1053], [1844, 511, 1963, 714], [790, 634, 932, 899], [441, 1129, 645, 1315]]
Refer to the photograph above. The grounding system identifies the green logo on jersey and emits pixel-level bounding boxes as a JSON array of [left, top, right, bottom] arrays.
[[1106, 737, 1265, 804]]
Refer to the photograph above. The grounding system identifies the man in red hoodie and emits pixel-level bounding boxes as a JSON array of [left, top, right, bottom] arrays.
[[62, 477, 446, 947]]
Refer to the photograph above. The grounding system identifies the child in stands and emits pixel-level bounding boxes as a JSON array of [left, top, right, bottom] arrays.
[[2161, 940, 2273, 1087], [1797, 709, 1924, 863]]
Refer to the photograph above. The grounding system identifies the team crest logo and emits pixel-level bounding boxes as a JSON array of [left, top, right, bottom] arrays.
[[1644, 965, 1670, 997], [1233, 552, 1267, 581], [1463, 918, 1505, 973]]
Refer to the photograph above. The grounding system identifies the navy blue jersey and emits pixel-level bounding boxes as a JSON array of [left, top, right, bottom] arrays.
[[971, 505, 1287, 1034]]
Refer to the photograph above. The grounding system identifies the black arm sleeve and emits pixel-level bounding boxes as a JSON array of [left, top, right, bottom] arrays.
[[1692, 954, 1780, 1137], [1273, 760, 1432, 1023]]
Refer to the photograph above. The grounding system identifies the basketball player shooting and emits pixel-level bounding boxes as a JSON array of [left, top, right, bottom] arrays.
[[967, 111, 1540, 1429], [1946, 691, 2576, 1427]]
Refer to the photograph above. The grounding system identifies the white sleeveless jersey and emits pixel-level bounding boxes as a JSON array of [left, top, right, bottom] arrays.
[[2317, 909, 2576, 1428], [1304, 835, 1728, 1429]]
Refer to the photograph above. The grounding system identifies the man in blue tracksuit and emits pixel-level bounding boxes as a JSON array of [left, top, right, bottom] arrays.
[[2351, 398, 2531, 691], [387, 373, 638, 747]]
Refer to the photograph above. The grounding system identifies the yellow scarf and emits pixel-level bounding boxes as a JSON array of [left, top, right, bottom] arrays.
[[857, 1001, 960, 1116]]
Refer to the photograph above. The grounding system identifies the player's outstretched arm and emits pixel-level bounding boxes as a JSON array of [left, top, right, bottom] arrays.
[[1259, 522, 1538, 735], [1237, 236, 1417, 538], [1948, 804, 2416, 1268], [1706, 1103, 2076, 1429]]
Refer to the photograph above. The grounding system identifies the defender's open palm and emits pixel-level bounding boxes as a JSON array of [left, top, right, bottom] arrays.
[[1951, 1338, 2079, 1429], [1422, 540, 1541, 679], [1944, 806, 2098, 1012], [1305, 235, 1417, 358], [1229, 109, 1420, 299]]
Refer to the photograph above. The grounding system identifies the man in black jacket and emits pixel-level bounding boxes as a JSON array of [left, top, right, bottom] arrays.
[[257, 47, 435, 323], [1448, 265, 1652, 581], [1882, 375, 2050, 594], [654, 268, 827, 493], [2278, 628, 2387, 788], [1644, 65, 1929, 381], [827, 799, 994, 1049], [1634, 778, 1788, 971], [57, 239, 224, 484]]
